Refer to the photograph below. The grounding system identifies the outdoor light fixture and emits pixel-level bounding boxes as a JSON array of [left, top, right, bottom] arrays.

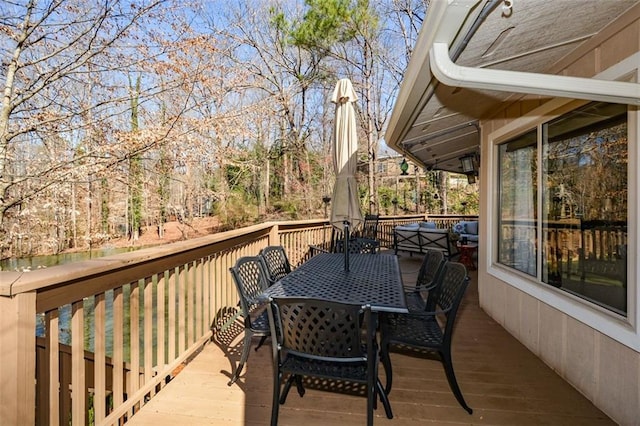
[[322, 195, 331, 218], [460, 155, 476, 174], [400, 158, 409, 175]]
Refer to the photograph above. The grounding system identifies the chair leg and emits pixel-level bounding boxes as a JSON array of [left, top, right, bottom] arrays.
[[380, 342, 393, 394], [294, 375, 305, 397], [279, 375, 296, 404], [228, 330, 253, 386], [366, 380, 374, 426], [271, 370, 281, 426], [441, 351, 473, 414], [255, 335, 268, 351], [376, 379, 393, 419]]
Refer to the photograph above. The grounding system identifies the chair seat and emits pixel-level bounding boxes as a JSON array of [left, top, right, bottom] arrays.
[[282, 354, 369, 382], [248, 309, 270, 334], [385, 313, 443, 348]]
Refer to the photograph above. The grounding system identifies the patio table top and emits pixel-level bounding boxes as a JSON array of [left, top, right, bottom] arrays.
[[261, 253, 408, 314]]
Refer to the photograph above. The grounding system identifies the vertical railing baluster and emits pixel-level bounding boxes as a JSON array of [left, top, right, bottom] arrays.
[[46, 309, 60, 426], [71, 300, 85, 426], [178, 265, 186, 354], [195, 259, 204, 341], [157, 271, 166, 379], [203, 257, 211, 334], [94, 293, 106, 423], [129, 280, 140, 400], [168, 268, 177, 363], [112, 287, 124, 409], [144, 276, 154, 398], [187, 261, 194, 347]]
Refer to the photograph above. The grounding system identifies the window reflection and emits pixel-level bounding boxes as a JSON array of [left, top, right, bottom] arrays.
[[498, 131, 537, 276], [497, 102, 628, 315], [543, 103, 627, 314]]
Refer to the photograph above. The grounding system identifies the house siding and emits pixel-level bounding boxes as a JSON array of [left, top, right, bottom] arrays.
[[478, 5, 640, 425]]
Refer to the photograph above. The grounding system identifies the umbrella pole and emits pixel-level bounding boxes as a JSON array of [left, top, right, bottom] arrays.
[[344, 220, 350, 272]]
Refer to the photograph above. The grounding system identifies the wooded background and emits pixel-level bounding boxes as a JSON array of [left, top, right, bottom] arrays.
[[0, 0, 478, 259]]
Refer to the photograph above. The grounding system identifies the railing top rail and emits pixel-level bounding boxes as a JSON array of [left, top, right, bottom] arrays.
[[0, 216, 475, 299], [0, 221, 288, 298]]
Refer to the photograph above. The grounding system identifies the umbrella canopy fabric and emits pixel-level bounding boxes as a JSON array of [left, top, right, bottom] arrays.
[[330, 78, 363, 233]]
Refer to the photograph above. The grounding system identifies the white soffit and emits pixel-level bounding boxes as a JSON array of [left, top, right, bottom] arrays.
[[385, 0, 640, 173]]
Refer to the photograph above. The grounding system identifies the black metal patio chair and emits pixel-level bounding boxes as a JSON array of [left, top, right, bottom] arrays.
[[380, 261, 473, 414], [227, 256, 271, 386], [266, 297, 393, 426], [358, 214, 380, 240], [403, 249, 445, 313], [259, 245, 292, 286]]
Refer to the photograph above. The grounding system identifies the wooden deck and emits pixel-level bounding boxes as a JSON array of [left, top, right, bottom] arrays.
[[128, 253, 614, 425]]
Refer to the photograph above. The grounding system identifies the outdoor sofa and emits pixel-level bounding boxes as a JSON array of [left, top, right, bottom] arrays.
[[452, 220, 479, 243], [393, 222, 459, 259]]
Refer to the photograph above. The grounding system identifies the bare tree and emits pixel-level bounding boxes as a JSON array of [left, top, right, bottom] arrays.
[[0, 0, 196, 254], [213, 1, 331, 213]]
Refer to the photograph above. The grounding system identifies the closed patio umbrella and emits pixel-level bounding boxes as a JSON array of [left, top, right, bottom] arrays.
[[330, 78, 363, 270]]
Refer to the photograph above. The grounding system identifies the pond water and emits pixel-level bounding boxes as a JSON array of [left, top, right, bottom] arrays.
[[0, 246, 142, 271]]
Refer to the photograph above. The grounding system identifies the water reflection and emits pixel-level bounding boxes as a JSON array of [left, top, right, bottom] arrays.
[[1, 246, 142, 271]]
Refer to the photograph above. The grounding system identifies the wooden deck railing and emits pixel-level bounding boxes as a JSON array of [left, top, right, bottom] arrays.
[[499, 218, 627, 282], [0, 215, 475, 425]]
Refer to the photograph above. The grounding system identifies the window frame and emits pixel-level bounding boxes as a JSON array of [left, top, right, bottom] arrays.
[[487, 92, 639, 350]]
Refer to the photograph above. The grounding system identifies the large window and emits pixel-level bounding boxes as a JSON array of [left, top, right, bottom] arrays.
[[498, 131, 537, 276], [498, 102, 628, 315]]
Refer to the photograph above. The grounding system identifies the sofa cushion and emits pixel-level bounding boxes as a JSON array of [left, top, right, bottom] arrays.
[[419, 221, 437, 229], [464, 221, 478, 235], [453, 222, 466, 234], [397, 223, 420, 231]]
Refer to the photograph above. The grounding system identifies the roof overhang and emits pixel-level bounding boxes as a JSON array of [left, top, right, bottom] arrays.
[[385, 0, 640, 173]]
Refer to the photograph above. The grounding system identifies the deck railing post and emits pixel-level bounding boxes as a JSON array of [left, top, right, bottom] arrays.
[[269, 223, 280, 246], [0, 291, 36, 425]]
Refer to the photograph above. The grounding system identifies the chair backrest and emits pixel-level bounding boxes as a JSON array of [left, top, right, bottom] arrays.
[[260, 245, 292, 284], [268, 297, 371, 362], [335, 237, 379, 254], [329, 228, 344, 253], [415, 250, 445, 292], [431, 262, 469, 341], [361, 214, 380, 239], [229, 256, 270, 318], [418, 228, 459, 258]]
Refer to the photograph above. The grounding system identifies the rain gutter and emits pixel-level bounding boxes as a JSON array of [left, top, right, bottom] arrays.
[[430, 42, 640, 105]]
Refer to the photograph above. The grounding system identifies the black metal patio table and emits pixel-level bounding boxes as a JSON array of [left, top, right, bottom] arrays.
[[261, 253, 408, 314]]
